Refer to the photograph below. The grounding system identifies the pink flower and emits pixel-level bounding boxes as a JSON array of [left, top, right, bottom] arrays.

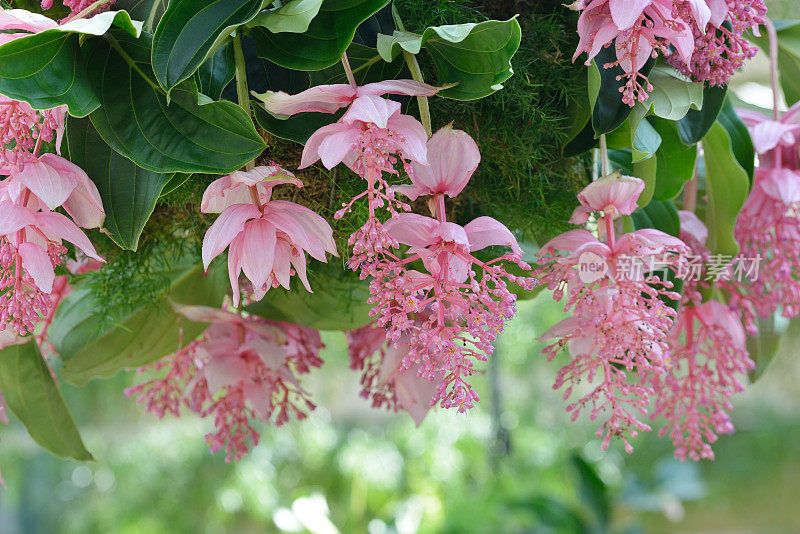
[[570, 172, 645, 224], [126, 306, 324, 461], [394, 124, 480, 202], [201, 166, 337, 306], [348, 322, 438, 425], [737, 103, 800, 167], [1, 96, 66, 173], [653, 300, 753, 460], [0, 9, 58, 42]]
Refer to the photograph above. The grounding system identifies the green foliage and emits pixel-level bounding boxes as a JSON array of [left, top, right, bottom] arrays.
[[0, 342, 92, 461], [678, 84, 727, 145]]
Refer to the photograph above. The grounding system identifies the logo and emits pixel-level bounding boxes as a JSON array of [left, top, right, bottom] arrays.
[[578, 251, 608, 283]]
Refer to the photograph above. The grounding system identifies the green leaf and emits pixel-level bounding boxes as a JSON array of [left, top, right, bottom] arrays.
[[571, 455, 610, 528], [716, 96, 755, 182], [746, 315, 789, 382], [0, 342, 92, 461], [629, 66, 703, 128], [84, 32, 265, 174], [633, 153, 657, 208], [701, 122, 750, 258], [159, 172, 192, 197], [196, 42, 236, 100], [246, 268, 372, 330], [66, 116, 170, 251], [589, 45, 655, 135], [115, 0, 168, 32], [49, 257, 228, 386], [650, 116, 698, 201], [678, 84, 727, 145], [247, 0, 324, 34], [749, 20, 800, 106], [248, 0, 389, 70], [152, 0, 263, 91], [606, 116, 662, 163], [376, 18, 521, 100], [632, 199, 680, 237]]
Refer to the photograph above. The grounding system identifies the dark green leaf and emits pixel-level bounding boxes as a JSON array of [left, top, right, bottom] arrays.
[[0, 342, 92, 460], [678, 84, 727, 144], [67, 116, 170, 250], [49, 257, 228, 386], [716, 96, 755, 182], [701, 122, 750, 257], [571, 454, 610, 528], [376, 18, 521, 100], [247, 0, 390, 70], [152, 0, 263, 91], [650, 116, 698, 201], [632, 199, 680, 237], [247, 0, 324, 34], [85, 32, 266, 174], [159, 172, 193, 197], [196, 42, 236, 100], [115, 0, 168, 32]]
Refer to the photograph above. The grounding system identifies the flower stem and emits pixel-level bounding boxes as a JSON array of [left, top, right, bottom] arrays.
[[391, 5, 432, 137], [433, 193, 447, 223], [683, 159, 698, 213], [233, 32, 255, 173], [765, 18, 781, 121], [341, 53, 358, 89], [599, 134, 611, 176]]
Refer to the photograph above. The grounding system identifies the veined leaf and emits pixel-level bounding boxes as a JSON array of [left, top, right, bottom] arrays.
[[196, 42, 236, 100], [701, 122, 750, 258], [0, 341, 92, 460], [67, 116, 170, 251], [152, 0, 263, 91], [49, 256, 228, 386], [376, 18, 521, 100], [716, 96, 754, 182], [629, 66, 703, 130], [84, 31, 265, 174], [114, 0, 168, 32], [247, 0, 324, 34], [678, 84, 727, 145], [247, 0, 389, 70], [650, 116, 698, 201]]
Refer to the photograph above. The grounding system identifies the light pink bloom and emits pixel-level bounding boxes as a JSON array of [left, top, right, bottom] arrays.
[[737, 103, 800, 168], [0, 9, 58, 41], [569, 172, 645, 224], [348, 322, 438, 425], [126, 306, 324, 462], [394, 125, 480, 202], [201, 166, 337, 306]]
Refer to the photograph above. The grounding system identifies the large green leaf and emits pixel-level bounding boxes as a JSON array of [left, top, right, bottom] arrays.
[[152, 0, 263, 91], [84, 32, 265, 174], [589, 46, 655, 135], [650, 116, 698, 201], [246, 269, 372, 330], [247, 0, 389, 70], [247, 0, 324, 34], [115, 0, 168, 32], [67, 116, 170, 251], [678, 84, 727, 145], [701, 122, 750, 258], [376, 18, 521, 100], [196, 42, 236, 100], [716, 96, 755, 182], [629, 66, 703, 129], [749, 20, 800, 106], [632, 199, 680, 237], [49, 258, 228, 385], [606, 116, 662, 163], [0, 342, 92, 460]]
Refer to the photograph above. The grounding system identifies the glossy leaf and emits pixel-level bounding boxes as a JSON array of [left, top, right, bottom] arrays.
[[49, 257, 228, 386], [632, 199, 680, 237], [246, 269, 372, 331], [606, 117, 662, 163], [650, 116, 698, 201], [0, 341, 92, 461], [678, 84, 727, 144], [67, 117, 170, 251], [701, 122, 750, 258], [589, 46, 655, 135], [84, 32, 265, 174], [629, 66, 703, 129], [115, 0, 168, 32], [716, 96, 755, 182], [152, 0, 263, 91], [376, 18, 521, 100], [247, 0, 324, 34], [248, 0, 389, 70], [749, 20, 800, 106], [196, 42, 236, 100]]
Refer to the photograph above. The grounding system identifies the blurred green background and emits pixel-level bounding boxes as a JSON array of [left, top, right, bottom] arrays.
[[1, 287, 799, 533]]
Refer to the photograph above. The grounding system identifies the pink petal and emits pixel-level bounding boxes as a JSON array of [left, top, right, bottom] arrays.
[[290, 248, 312, 292], [33, 211, 104, 261], [0, 330, 25, 351], [39, 154, 105, 228], [18, 242, 55, 293], [15, 157, 77, 211], [684, 0, 711, 30], [537, 229, 599, 256], [254, 84, 356, 116], [318, 127, 362, 169], [299, 122, 354, 169], [751, 121, 800, 154], [577, 172, 644, 218], [201, 175, 249, 214], [239, 218, 277, 292], [0, 9, 59, 33], [409, 125, 480, 198], [271, 239, 292, 290], [342, 95, 401, 129], [228, 235, 244, 307], [608, 0, 652, 30], [758, 167, 800, 203], [201, 203, 260, 269], [384, 213, 440, 247], [0, 200, 36, 235], [262, 204, 334, 262], [678, 210, 708, 244], [706, 0, 729, 27], [203, 355, 249, 394], [392, 184, 426, 201], [243, 382, 270, 421], [463, 216, 523, 254], [387, 113, 429, 165], [358, 80, 441, 98]]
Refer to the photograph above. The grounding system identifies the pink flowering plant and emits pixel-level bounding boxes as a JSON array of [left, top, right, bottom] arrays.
[[0, 0, 794, 488]]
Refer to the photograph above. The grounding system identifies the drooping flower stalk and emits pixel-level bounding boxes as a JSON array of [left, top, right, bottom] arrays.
[[126, 306, 324, 461]]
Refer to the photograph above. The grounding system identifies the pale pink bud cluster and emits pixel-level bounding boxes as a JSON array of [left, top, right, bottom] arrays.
[[0, 97, 65, 172], [126, 307, 324, 462], [536, 173, 689, 453]]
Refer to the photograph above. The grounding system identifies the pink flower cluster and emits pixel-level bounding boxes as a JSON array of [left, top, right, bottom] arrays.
[[40, 0, 116, 18], [126, 306, 324, 461], [536, 173, 689, 452], [571, 0, 765, 105]]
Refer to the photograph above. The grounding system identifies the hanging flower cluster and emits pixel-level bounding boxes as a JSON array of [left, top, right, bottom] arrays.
[[571, 0, 765, 105], [126, 306, 324, 462], [536, 173, 690, 452]]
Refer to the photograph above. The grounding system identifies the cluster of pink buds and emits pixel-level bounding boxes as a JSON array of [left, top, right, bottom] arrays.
[[200, 165, 337, 306], [126, 306, 324, 462], [536, 173, 690, 452], [570, 0, 764, 105], [39, 0, 116, 19]]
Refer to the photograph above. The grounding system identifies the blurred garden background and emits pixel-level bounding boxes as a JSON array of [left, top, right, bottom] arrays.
[[2, 0, 800, 532]]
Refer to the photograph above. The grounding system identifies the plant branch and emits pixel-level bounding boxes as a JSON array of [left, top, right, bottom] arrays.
[[391, 5, 432, 137], [599, 134, 611, 176], [765, 18, 781, 121], [233, 31, 256, 173]]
